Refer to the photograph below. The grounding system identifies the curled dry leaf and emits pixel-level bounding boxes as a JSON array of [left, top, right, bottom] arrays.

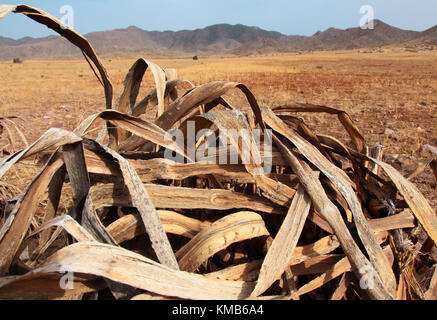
[[89, 183, 285, 214], [252, 185, 311, 297], [0, 4, 112, 109], [176, 211, 270, 272]]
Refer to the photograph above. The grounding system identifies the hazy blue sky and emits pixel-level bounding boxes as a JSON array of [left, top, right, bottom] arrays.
[[1, 0, 437, 39]]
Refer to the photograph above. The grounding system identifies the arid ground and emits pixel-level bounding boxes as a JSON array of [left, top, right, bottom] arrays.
[[0, 50, 436, 207]]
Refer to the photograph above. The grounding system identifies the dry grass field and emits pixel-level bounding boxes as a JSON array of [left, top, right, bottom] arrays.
[[1, 50, 436, 207]]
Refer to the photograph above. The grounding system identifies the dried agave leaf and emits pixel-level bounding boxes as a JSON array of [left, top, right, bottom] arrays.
[[330, 272, 351, 300], [288, 235, 341, 265], [207, 260, 263, 282], [116, 58, 166, 116], [1, 242, 255, 300], [294, 256, 352, 298], [28, 215, 96, 243], [64, 140, 140, 300], [115, 59, 167, 143], [322, 178, 353, 222], [0, 152, 64, 276], [431, 159, 437, 182], [2, 117, 29, 148], [131, 79, 195, 118], [39, 165, 66, 247], [369, 210, 415, 233], [129, 160, 253, 184], [62, 142, 90, 220], [0, 117, 29, 157], [0, 4, 15, 17], [252, 185, 311, 297], [75, 110, 188, 160], [115, 160, 295, 188], [396, 273, 408, 300], [82, 194, 118, 245], [107, 210, 210, 243], [185, 144, 289, 166], [308, 209, 334, 234], [0, 4, 112, 109], [272, 133, 394, 299], [366, 157, 437, 245], [0, 128, 81, 180], [273, 103, 366, 153], [85, 154, 253, 183], [176, 211, 270, 272], [264, 108, 396, 297], [164, 68, 178, 81], [28, 227, 64, 267], [120, 81, 266, 152], [83, 138, 179, 270], [62, 141, 117, 244], [0, 119, 16, 153], [262, 109, 353, 183], [89, 183, 284, 215]]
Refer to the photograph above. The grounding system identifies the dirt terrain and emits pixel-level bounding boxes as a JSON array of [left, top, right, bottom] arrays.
[[0, 50, 436, 208]]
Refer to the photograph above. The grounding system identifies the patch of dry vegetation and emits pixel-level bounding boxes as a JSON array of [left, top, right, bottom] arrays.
[[0, 4, 436, 301]]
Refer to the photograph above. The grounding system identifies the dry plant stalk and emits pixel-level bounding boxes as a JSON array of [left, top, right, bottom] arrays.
[[0, 3, 436, 300]]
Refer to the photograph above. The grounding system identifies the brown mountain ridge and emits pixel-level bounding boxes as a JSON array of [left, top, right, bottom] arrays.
[[0, 19, 435, 59]]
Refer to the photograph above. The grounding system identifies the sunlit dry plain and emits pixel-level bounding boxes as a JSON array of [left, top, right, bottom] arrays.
[[1, 50, 436, 206]]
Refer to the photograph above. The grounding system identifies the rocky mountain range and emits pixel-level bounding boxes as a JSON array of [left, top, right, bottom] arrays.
[[0, 19, 436, 59]]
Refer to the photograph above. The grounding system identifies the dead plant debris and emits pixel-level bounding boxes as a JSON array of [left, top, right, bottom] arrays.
[[0, 4, 436, 300]]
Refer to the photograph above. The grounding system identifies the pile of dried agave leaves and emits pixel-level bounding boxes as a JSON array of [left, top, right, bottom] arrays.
[[0, 5, 436, 301]]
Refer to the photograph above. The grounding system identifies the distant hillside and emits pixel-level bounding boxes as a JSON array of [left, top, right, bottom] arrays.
[[229, 37, 289, 55], [166, 24, 286, 52], [405, 25, 437, 46], [287, 20, 420, 50], [0, 36, 16, 46], [0, 20, 435, 59]]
